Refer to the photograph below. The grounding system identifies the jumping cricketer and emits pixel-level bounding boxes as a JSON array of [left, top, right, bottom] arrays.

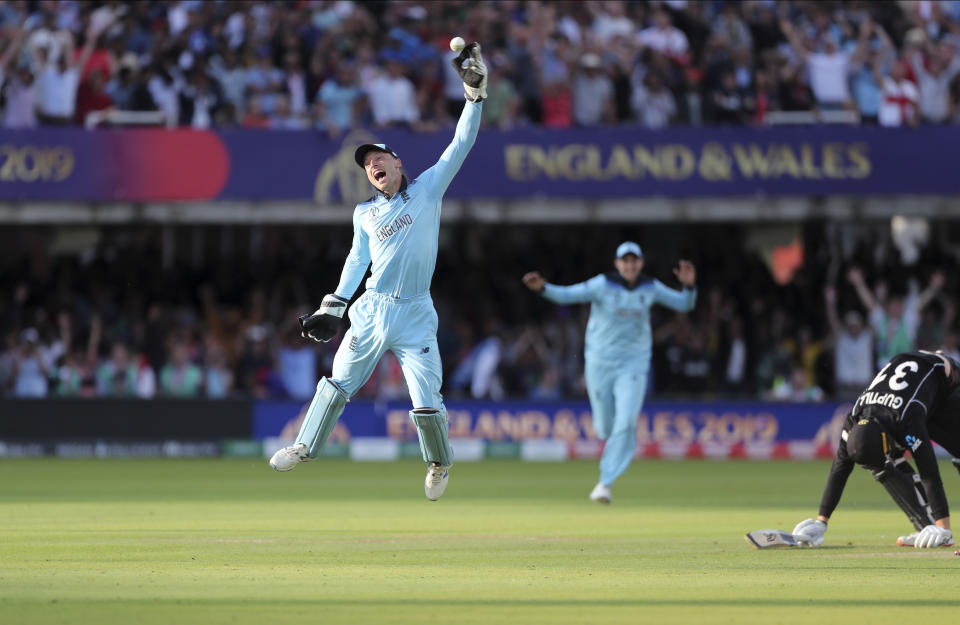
[[523, 243, 697, 503], [269, 43, 488, 501]]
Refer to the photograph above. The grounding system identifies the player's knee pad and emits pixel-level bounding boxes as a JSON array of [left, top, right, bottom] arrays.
[[409, 407, 454, 466], [297, 377, 348, 458], [871, 461, 935, 531]]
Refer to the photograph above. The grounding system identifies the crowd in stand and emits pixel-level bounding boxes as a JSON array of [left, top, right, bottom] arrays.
[[1, 222, 957, 402], [2, 1, 959, 402], [2, 1, 960, 130]]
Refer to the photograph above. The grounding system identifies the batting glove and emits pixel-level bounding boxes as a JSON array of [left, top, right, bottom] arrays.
[[299, 294, 348, 343], [452, 42, 487, 102], [914, 524, 952, 548], [792, 518, 827, 547]]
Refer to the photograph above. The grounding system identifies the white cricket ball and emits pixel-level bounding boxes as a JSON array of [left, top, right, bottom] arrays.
[[450, 36, 465, 52]]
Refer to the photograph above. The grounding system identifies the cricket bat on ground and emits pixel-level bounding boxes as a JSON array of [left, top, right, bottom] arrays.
[[744, 529, 798, 549]]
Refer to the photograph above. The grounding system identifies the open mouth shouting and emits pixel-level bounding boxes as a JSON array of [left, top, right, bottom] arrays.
[[372, 168, 387, 184]]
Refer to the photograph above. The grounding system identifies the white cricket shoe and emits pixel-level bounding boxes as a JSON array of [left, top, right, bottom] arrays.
[[589, 482, 612, 504], [269, 442, 310, 472], [425, 462, 450, 501], [897, 531, 955, 547]]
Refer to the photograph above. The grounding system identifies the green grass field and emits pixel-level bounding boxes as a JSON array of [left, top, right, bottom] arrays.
[[1, 458, 959, 625]]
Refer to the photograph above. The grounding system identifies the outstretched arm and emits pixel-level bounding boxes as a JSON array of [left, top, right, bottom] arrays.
[[419, 43, 486, 196], [419, 98, 482, 196], [653, 260, 697, 312], [523, 272, 603, 305]]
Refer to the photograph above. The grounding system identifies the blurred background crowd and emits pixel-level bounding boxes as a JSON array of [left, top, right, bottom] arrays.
[[2, 221, 957, 402], [2, 0, 960, 131], [2, 1, 959, 403]]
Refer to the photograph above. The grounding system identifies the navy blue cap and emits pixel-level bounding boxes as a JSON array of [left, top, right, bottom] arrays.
[[355, 143, 400, 167], [845, 418, 889, 469]]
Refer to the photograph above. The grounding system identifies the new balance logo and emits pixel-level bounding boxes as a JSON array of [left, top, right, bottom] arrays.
[[421, 347, 430, 354], [350, 336, 359, 351]]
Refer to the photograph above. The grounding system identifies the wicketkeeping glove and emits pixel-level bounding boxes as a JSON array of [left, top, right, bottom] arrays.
[[792, 518, 827, 547], [452, 42, 487, 102], [914, 524, 952, 548], [299, 294, 348, 343]]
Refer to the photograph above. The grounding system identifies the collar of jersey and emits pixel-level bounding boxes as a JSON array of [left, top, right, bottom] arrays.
[[604, 271, 652, 291], [375, 176, 408, 200]]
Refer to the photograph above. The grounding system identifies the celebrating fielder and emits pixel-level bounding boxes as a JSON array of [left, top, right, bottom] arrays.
[[792, 350, 960, 548], [269, 43, 488, 501], [523, 243, 697, 503]]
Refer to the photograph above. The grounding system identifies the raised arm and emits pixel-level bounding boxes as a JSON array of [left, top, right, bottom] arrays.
[[779, 18, 807, 63], [874, 22, 895, 57], [824, 284, 842, 336], [849, 18, 873, 72], [906, 32, 931, 79], [419, 99, 482, 196], [653, 260, 697, 312], [946, 49, 960, 80], [916, 270, 945, 311], [846, 267, 878, 311], [0, 24, 26, 72], [86, 314, 102, 367], [71, 11, 114, 73], [418, 42, 486, 196]]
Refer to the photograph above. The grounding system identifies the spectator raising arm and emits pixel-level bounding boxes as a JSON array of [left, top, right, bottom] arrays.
[[779, 19, 807, 63], [847, 267, 879, 312], [35, 20, 110, 125], [916, 271, 946, 311], [0, 24, 26, 75], [824, 285, 842, 337], [73, 19, 111, 77]]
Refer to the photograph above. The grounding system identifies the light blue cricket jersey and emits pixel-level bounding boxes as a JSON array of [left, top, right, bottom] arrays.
[[335, 101, 482, 300], [542, 272, 697, 363]]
